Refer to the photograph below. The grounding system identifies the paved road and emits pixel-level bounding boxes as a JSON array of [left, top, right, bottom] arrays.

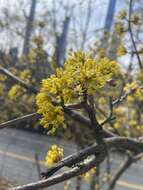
[[0, 128, 142, 190]]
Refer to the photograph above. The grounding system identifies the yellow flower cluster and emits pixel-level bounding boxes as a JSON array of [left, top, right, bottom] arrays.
[[137, 70, 143, 82], [38, 21, 45, 28], [46, 52, 118, 98], [36, 92, 64, 134], [32, 35, 44, 46], [127, 95, 134, 102], [131, 14, 141, 25], [0, 74, 7, 81], [124, 82, 143, 97], [45, 145, 64, 167], [114, 122, 120, 129], [28, 47, 46, 64], [8, 84, 24, 100], [81, 167, 96, 183], [124, 82, 143, 102], [117, 44, 127, 56], [98, 48, 106, 58], [136, 125, 143, 130], [115, 22, 124, 36], [64, 181, 71, 190], [36, 51, 118, 132], [138, 46, 143, 55], [102, 173, 112, 182], [0, 83, 4, 95], [117, 10, 127, 20], [20, 70, 31, 82]]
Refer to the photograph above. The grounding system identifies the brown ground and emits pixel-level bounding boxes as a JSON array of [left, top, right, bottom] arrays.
[[0, 178, 15, 190]]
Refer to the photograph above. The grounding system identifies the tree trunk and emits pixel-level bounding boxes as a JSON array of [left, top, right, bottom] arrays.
[[23, 0, 37, 55]]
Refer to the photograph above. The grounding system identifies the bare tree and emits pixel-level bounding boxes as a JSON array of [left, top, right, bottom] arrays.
[[22, 0, 37, 55]]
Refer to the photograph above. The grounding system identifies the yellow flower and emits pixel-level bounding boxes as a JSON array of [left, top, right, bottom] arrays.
[[38, 21, 45, 28], [32, 35, 44, 46], [45, 145, 64, 167], [36, 92, 64, 133], [98, 97, 106, 105], [74, 85, 83, 94], [81, 167, 96, 183], [0, 83, 4, 95], [124, 82, 138, 93], [8, 85, 24, 99], [117, 10, 127, 20], [36, 51, 119, 132], [124, 82, 143, 98], [114, 122, 120, 129], [117, 44, 127, 56], [98, 48, 106, 58], [64, 181, 71, 190], [127, 95, 134, 102], [0, 74, 7, 81], [102, 173, 112, 182], [131, 14, 141, 25], [129, 120, 137, 126], [28, 47, 46, 64], [95, 184, 100, 190], [115, 22, 124, 36], [137, 70, 143, 82], [20, 70, 31, 82]]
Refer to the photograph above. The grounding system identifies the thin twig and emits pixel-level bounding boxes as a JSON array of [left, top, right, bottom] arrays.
[[0, 66, 38, 94], [0, 113, 39, 129], [128, 0, 142, 69]]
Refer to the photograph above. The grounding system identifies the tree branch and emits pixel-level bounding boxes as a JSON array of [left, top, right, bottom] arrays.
[[108, 152, 143, 190], [108, 153, 133, 190], [0, 113, 39, 129], [11, 157, 101, 190], [0, 66, 38, 94], [128, 0, 143, 69], [11, 137, 143, 190]]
